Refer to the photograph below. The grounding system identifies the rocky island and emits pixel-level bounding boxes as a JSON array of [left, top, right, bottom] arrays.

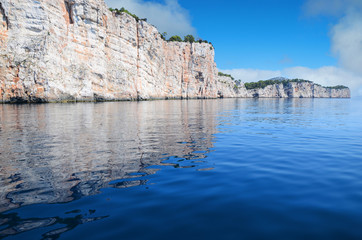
[[0, 0, 350, 103]]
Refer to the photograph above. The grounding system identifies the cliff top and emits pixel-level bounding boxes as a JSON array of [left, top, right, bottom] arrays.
[[217, 74, 349, 90], [243, 78, 349, 90], [108, 6, 212, 46]]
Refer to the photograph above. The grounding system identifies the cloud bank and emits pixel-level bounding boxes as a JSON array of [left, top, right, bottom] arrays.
[[105, 0, 196, 37], [331, 11, 362, 75], [223, 0, 362, 96]]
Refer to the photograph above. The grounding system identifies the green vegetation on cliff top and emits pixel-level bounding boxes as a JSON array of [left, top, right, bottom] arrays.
[[243, 79, 348, 90], [325, 85, 349, 90], [218, 72, 234, 80], [109, 8, 212, 47], [167, 34, 212, 46], [244, 79, 312, 90], [168, 35, 183, 42], [218, 74, 348, 90], [109, 7, 146, 22]]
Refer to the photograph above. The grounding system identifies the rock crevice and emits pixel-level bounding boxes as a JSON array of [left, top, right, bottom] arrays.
[[0, 2, 9, 30], [64, 1, 74, 24]]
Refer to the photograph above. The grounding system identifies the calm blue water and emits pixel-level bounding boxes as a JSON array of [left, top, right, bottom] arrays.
[[0, 98, 362, 240]]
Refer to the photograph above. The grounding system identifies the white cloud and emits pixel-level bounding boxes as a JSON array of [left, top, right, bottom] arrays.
[[303, 0, 362, 17], [302, 0, 362, 76], [331, 11, 362, 74], [300, 0, 362, 96], [104, 0, 196, 37], [221, 66, 362, 96]]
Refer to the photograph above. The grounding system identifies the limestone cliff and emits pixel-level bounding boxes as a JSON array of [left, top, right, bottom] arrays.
[[0, 0, 350, 102], [0, 0, 217, 102], [216, 77, 351, 98]]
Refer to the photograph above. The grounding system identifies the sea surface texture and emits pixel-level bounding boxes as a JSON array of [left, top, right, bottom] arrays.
[[0, 98, 361, 240]]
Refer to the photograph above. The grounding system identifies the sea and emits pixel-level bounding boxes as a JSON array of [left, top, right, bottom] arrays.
[[0, 98, 361, 240]]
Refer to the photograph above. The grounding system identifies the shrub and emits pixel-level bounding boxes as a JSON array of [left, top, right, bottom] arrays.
[[326, 85, 348, 89], [218, 72, 234, 80], [160, 32, 167, 40], [244, 78, 321, 90], [109, 7, 144, 22], [169, 35, 183, 42], [197, 39, 209, 44], [184, 35, 195, 43]]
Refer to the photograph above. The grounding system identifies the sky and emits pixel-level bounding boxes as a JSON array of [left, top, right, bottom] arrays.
[[105, 0, 362, 96]]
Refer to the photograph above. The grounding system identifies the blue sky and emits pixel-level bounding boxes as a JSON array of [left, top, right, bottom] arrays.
[[181, 0, 339, 70], [105, 0, 362, 95]]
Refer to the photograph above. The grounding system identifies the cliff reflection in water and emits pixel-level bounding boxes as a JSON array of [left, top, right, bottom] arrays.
[[0, 100, 222, 213], [1, 98, 358, 240]]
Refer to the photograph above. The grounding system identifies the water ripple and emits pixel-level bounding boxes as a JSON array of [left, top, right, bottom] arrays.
[[0, 99, 362, 239]]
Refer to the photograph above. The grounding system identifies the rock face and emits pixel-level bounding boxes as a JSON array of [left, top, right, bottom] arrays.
[[0, 0, 217, 102], [0, 0, 350, 102], [216, 78, 351, 98]]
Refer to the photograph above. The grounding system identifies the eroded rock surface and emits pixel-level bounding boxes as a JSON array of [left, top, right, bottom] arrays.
[[0, 0, 217, 102], [0, 0, 350, 102]]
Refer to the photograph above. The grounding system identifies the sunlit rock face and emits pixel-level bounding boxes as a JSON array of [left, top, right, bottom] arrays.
[[0, 0, 350, 102], [0, 0, 217, 102]]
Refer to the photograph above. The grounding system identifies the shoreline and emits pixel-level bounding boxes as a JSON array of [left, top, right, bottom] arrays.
[[0, 96, 352, 104]]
